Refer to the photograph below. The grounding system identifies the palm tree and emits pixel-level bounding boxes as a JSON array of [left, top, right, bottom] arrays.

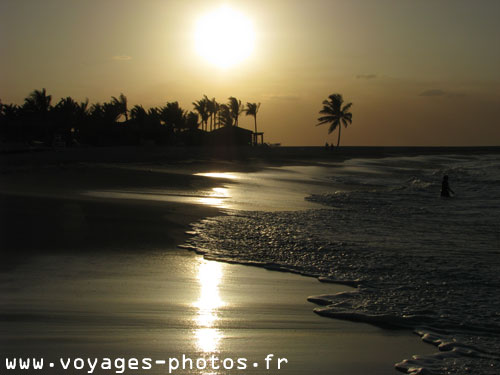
[[205, 96, 217, 131], [53, 97, 88, 136], [193, 97, 209, 131], [111, 93, 128, 122], [228, 97, 243, 127], [89, 103, 104, 119], [211, 98, 220, 129], [130, 105, 148, 123], [23, 88, 52, 115], [245, 102, 261, 134], [90, 101, 122, 124], [0, 103, 21, 141], [218, 104, 233, 128], [0, 103, 19, 120], [22, 88, 53, 141], [184, 111, 199, 131], [160, 101, 185, 133], [147, 107, 161, 124], [317, 93, 353, 147]]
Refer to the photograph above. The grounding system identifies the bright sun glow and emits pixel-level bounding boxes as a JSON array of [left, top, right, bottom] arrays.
[[194, 6, 255, 69]]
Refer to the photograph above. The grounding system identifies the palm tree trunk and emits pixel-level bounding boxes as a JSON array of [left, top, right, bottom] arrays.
[[337, 124, 341, 147], [254, 116, 257, 134]]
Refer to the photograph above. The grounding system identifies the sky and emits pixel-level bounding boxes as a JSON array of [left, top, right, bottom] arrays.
[[1, 0, 499, 146]]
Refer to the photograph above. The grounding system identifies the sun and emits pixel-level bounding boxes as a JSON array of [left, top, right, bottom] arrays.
[[194, 6, 255, 69]]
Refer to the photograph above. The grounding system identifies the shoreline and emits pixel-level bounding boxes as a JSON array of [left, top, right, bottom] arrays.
[[2, 145, 499, 171], [0, 154, 463, 374]]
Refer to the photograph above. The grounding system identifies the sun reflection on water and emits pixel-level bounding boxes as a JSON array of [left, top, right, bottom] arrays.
[[194, 260, 225, 353]]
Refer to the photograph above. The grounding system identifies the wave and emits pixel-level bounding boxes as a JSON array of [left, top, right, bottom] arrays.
[[182, 153, 500, 375]]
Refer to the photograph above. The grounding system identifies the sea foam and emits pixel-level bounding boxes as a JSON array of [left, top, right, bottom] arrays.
[[183, 153, 500, 375]]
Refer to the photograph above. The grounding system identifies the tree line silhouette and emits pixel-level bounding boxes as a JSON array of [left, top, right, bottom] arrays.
[[0, 89, 261, 147]]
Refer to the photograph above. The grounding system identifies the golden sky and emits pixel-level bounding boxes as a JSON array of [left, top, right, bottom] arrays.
[[1, 0, 499, 146]]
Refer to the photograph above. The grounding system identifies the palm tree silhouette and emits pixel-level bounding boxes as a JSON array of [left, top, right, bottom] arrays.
[[317, 93, 352, 147], [24, 88, 52, 115], [0, 103, 21, 140], [130, 105, 148, 123], [1, 103, 19, 120], [91, 101, 122, 124], [160, 102, 185, 133], [218, 104, 233, 127], [193, 97, 209, 131], [184, 111, 199, 131], [53, 97, 88, 137], [111, 93, 128, 122], [245, 102, 261, 134], [212, 98, 220, 129], [228, 97, 243, 127], [205, 96, 218, 131]]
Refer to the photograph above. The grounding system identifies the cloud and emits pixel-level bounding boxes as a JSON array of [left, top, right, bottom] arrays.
[[419, 89, 465, 98], [112, 55, 132, 61], [356, 74, 377, 79]]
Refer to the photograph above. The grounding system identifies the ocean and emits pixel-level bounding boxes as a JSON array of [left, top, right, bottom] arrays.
[[183, 151, 500, 375]]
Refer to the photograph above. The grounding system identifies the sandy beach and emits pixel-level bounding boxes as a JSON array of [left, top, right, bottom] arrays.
[[1, 249, 434, 375], [4, 147, 493, 374]]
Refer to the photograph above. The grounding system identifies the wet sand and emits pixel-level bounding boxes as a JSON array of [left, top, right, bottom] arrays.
[[0, 157, 435, 374], [0, 250, 433, 375]]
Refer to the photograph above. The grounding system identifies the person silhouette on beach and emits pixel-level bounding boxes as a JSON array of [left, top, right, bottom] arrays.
[[441, 175, 454, 197]]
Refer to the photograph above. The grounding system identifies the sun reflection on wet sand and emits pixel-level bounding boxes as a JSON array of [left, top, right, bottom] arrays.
[[195, 328, 221, 353], [211, 187, 230, 197], [197, 187, 230, 208], [194, 260, 225, 353], [195, 172, 240, 180], [197, 197, 225, 207]]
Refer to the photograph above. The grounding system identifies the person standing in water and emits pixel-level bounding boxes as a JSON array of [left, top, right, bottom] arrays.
[[441, 175, 454, 197]]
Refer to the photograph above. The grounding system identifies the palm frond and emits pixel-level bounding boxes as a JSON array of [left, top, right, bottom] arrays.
[[328, 120, 340, 134], [341, 102, 352, 112]]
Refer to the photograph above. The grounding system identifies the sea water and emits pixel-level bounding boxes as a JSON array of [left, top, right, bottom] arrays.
[[183, 152, 500, 375]]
